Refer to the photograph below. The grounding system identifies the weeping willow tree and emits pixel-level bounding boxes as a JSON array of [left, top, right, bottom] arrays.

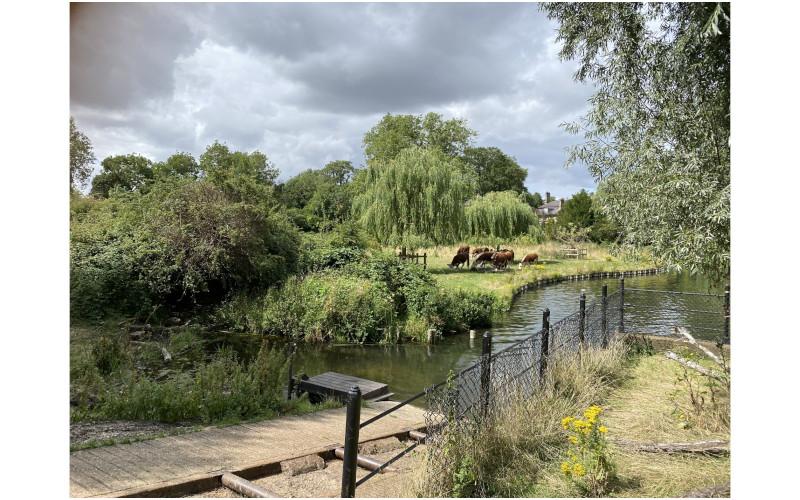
[[352, 146, 474, 252], [465, 191, 539, 249]]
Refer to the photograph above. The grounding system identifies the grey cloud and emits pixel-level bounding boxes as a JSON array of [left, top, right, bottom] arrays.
[[70, 2, 598, 193]]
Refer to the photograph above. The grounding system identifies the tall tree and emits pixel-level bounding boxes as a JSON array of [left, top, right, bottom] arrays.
[[465, 191, 539, 249], [462, 146, 528, 195], [353, 146, 474, 251], [523, 191, 544, 209], [363, 112, 475, 165], [557, 189, 594, 229], [153, 152, 199, 179], [543, 2, 730, 281], [199, 141, 279, 203], [70, 117, 96, 189], [90, 154, 153, 198]]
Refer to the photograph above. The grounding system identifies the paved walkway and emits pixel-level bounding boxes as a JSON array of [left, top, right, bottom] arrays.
[[70, 402, 426, 498]]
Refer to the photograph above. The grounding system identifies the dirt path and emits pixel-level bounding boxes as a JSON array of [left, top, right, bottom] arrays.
[[69, 401, 425, 497]]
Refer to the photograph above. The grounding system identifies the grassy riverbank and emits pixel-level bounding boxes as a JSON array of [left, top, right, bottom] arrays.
[[420, 242, 656, 307], [70, 325, 341, 438], [413, 337, 729, 497]]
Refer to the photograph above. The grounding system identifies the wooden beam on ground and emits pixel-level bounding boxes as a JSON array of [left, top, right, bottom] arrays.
[[408, 430, 427, 442], [612, 438, 729, 455], [221, 473, 279, 498], [673, 327, 723, 365], [334, 447, 389, 472], [664, 351, 727, 381]]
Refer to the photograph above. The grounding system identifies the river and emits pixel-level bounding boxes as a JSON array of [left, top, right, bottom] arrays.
[[285, 271, 724, 400]]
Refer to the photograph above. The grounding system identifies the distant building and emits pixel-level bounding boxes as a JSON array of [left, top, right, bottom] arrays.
[[535, 192, 564, 219]]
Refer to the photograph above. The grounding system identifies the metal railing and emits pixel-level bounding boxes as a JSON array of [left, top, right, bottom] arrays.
[[338, 279, 730, 497]]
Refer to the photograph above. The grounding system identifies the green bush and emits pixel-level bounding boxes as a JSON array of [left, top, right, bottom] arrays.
[[260, 274, 396, 343], [70, 179, 300, 319]]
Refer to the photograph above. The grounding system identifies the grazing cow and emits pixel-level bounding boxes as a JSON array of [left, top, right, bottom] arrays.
[[492, 252, 512, 270], [471, 251, 495, 269], [518, 252, 539, 269], [456, 245, 470, 255], [448, 252, 469, 269], [472, 246, 490, 255], [497, 249, 514, 263]]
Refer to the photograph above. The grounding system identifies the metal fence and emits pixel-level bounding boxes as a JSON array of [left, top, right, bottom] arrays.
[[338, 279, 730, 497]]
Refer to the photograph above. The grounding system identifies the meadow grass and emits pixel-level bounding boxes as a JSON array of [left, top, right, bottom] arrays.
[[408, 242, 656, 306], [413, 338, 729, 498]]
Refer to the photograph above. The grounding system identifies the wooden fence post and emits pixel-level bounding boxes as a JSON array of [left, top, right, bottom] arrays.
[[286, 342, 296, 400], [619, 277, 625, 334], [539, 308, 550, 384], [340, 386, 361, 498], [601, 284, 608, 348], [480, 332, 492, 418], [423, 252, 427, 270]]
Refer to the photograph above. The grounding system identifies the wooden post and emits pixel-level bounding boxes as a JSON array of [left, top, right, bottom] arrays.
[[539, 308, 550, 384], [723, 284, 730, 344], [286, 342, 297, 400], [578, 292, 586, 348], [423, 252, 427, 270], [480, 332, 492, 418], [601, 284, 608, 348], [619, 277, 625, 334], [340, 386, 361, 498]]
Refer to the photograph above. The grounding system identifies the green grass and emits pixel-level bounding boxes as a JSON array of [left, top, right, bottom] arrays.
[[413, 338, 729, 498], [416, 242, 656, 306]]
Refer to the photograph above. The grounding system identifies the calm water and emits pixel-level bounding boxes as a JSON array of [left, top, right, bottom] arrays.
[[286, 272, 724, 400]]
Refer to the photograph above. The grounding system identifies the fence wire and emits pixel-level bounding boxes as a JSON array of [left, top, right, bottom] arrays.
[[417, 286, 728, 491]]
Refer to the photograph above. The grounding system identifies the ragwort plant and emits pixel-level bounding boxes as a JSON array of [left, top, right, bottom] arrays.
[[561, 405, 615, 496]]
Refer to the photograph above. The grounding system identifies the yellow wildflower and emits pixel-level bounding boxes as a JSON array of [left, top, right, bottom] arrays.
[[562, 416, 574, 430], [560, 462, 571, 475], [572, 463, 586, 477], [598, 426, 608, 434], [569, 436, 578, 444]]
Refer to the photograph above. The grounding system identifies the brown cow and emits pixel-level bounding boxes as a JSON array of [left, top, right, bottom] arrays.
[[518, 252, 539, 269], [495, 249, 514, 263], [448, 252, 469, 269], [492, 251, 511, 270], [472, 246, 490, 255], [456, 245, 470, 255], [471, 251, 495, 269]]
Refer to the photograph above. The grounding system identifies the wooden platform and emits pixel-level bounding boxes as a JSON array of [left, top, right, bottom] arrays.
[[298, 371, 389, 401], [69, 401, 426, 497]]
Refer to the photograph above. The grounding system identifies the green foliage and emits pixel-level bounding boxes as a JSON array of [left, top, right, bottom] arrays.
[[90, 154, 154, 198], [522, 191, 544, 209], [297, 222, 366, 273], [557, 189, 594, 229], [278, 160, 357, 230], [462, 146, 528, 195], [260, 274, 396, 343], [363, 112, 475, 164], [70, 117, 96, 189], [353, 146, 475, 250], [71, 178, 300, 319], [98, 344, 288, 423], [561, 406, 615, 496], [543, 2, 730, 281], [153, 152, 200, 180], [200, 141, 279, 202], [465, 191, 538, 248]]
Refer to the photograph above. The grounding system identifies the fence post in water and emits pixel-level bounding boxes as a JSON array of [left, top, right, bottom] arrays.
[[539, 308, 550, 385], [723, 284, 730, 344], [601, 284, 608, 348], [286, 342, 297, 400], [578, 292, 586, 348], [340, 386, 361, 498], [480, 332, 492, 418], [619, 277, 625, 334]]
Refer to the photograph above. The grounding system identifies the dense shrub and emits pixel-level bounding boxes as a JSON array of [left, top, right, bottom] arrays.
[[259, 274, 396, 343], [70, 179, 300, 319], [297, 222, 367, 273]]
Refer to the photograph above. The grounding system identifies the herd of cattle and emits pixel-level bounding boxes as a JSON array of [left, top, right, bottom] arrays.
[[448, 245, 539, 271]]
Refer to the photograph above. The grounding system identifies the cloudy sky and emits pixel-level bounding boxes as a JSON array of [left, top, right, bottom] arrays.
[[70, 2, 596, 198]]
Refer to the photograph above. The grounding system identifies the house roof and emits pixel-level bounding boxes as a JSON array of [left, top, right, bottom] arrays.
[[536, 199, 562, 216]]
